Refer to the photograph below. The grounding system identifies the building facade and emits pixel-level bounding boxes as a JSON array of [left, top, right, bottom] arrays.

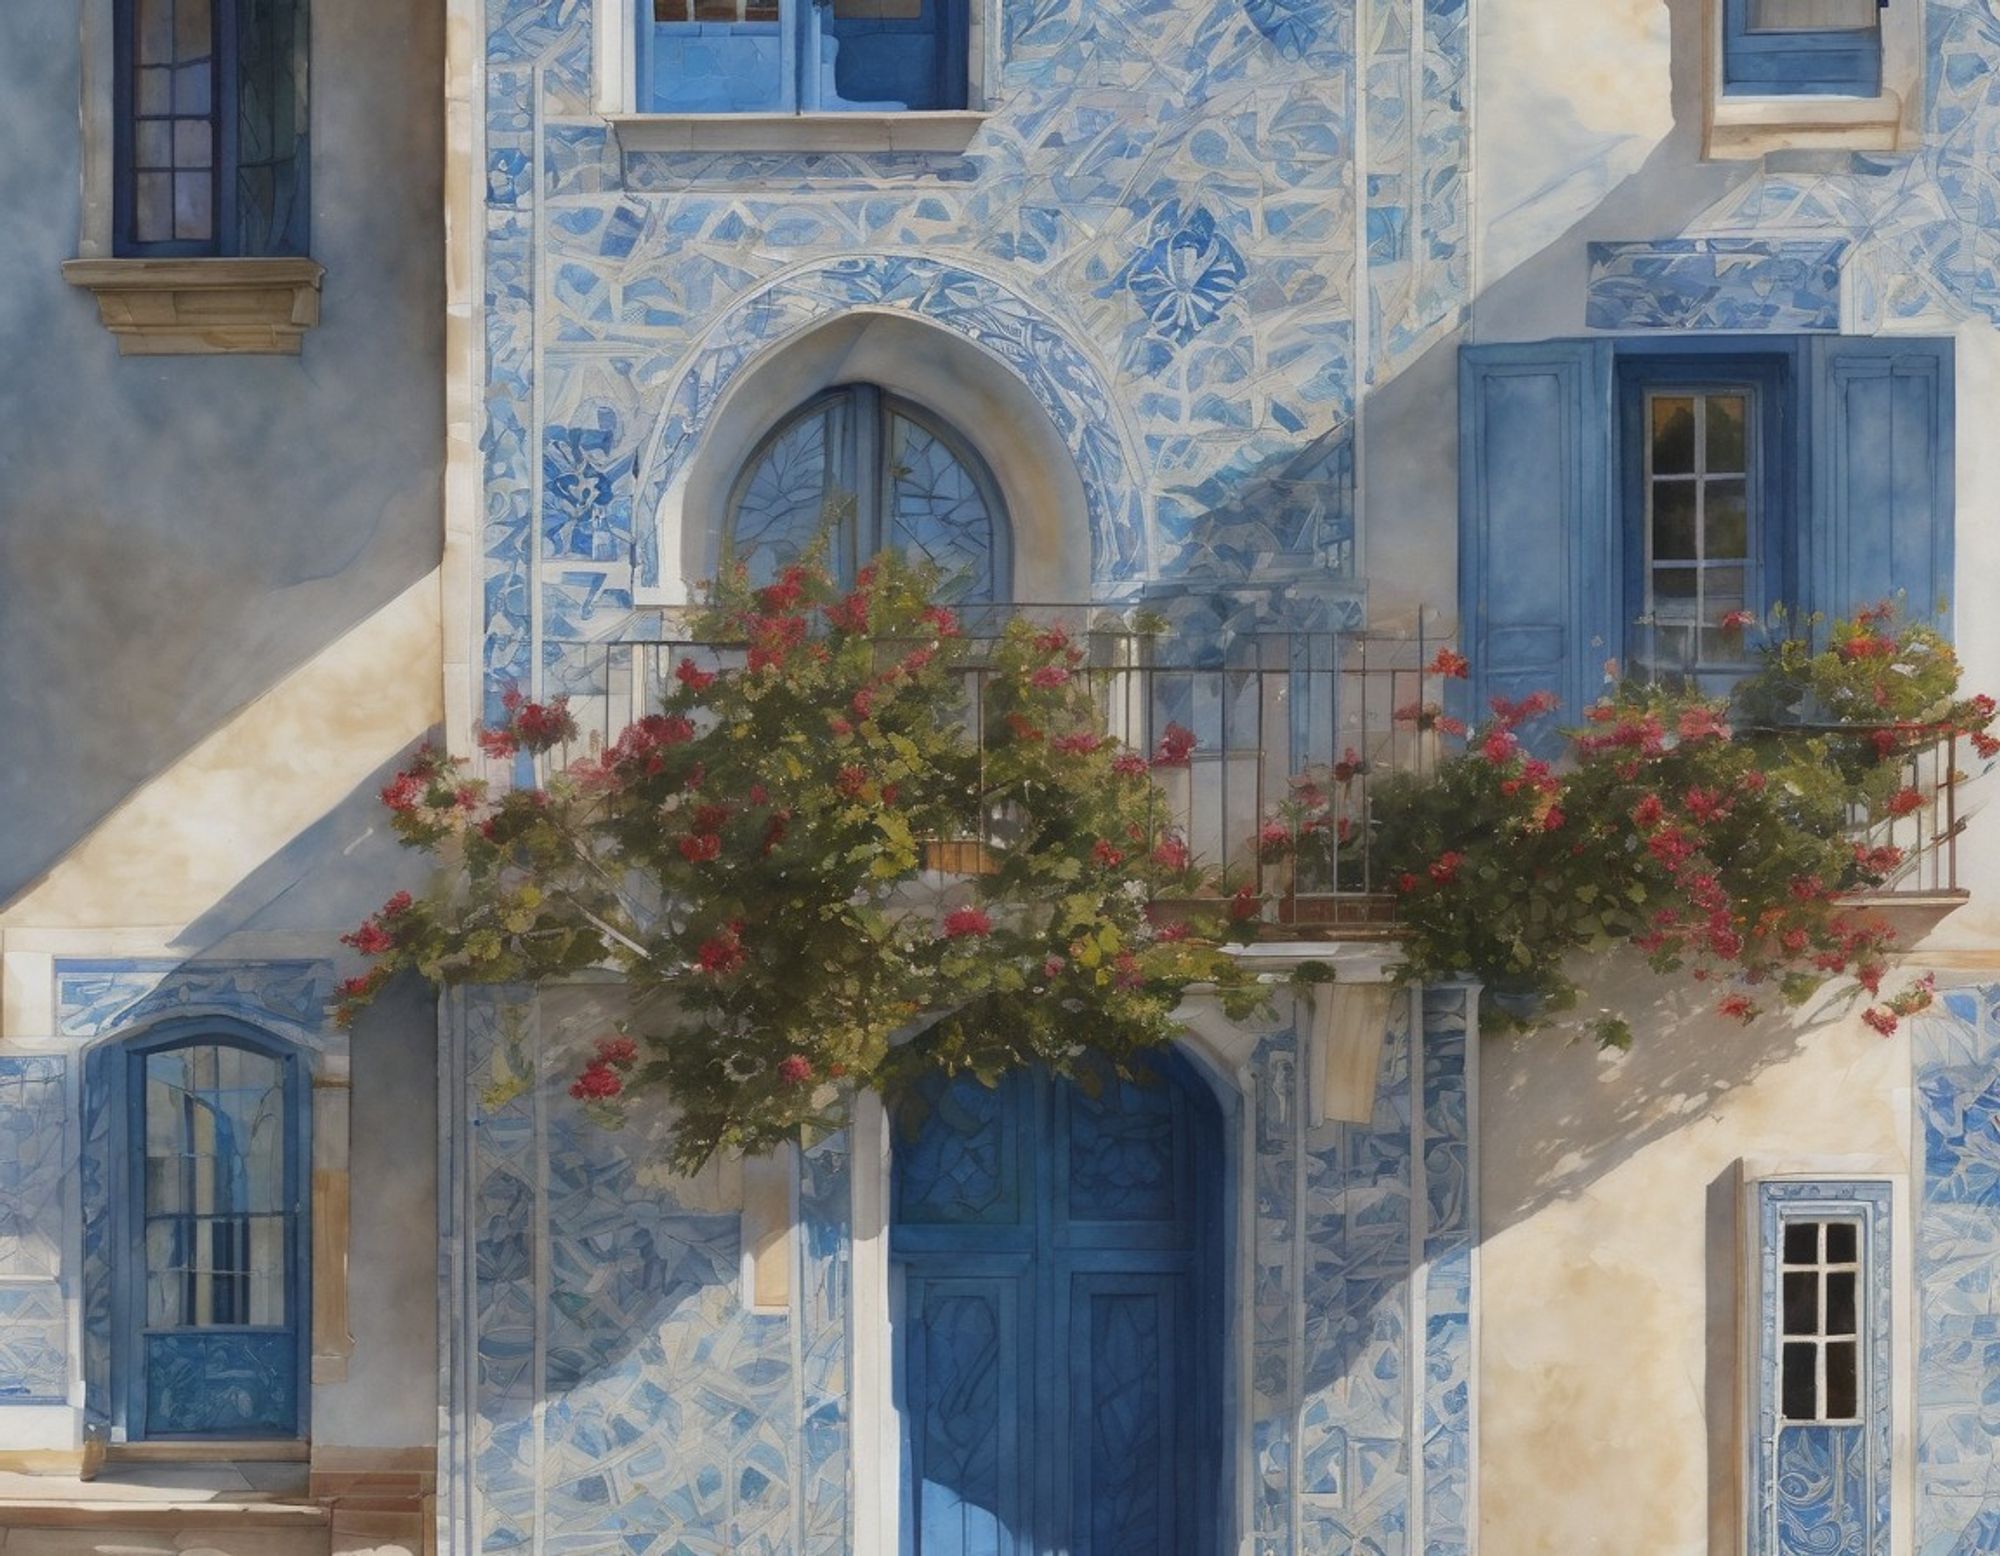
[[2, 0, 1999, 1553]]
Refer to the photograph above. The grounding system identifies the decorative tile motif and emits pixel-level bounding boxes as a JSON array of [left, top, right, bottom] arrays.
[[0, 1057, 69, 1404], [1112, 202, 1249, 372], [1912, 993, 2000, 1556], [1584, 239, 1848, 332], [56, 958, 334, 1046]]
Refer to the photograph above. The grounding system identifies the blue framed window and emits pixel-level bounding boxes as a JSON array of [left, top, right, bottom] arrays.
[[1459, 336, 1952, 747], [112, 1023, 310, 1441], [115, 0, 311, 258], [637, 0, 968, 113], [1723, 0, 1884, 97], [726, 385, 1010, 601], [1748, 1180, 1893, 1556], [1618, 353, 1794, 692]]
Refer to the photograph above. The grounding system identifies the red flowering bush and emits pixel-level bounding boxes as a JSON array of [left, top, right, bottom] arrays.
[[1282, 608, 1996, 1043], [337, 551, 1256, 1170]]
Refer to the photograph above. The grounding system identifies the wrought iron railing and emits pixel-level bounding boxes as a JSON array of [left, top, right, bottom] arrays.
[[543, 614, 1963, 936]]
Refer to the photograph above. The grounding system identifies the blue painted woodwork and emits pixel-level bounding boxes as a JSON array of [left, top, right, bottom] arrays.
[[1750, 1181, 1893, 1556], [728, 384, 1009, 601], [1462, 336, 1955, 727], [640, 0, 966, 113], [1806, 336, 1954, 632], [1615, 349, 1799, 693], [810, 0, 966, 112], [114, 0, 310, 257], [1723, 0, 1882, 97], [1457, 341, 1616, 745], [111, 1019, 309, 1441], [890, 1054, 1224, 1555]]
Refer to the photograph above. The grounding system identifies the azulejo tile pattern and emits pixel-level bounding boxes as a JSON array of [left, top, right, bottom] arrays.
[[1913, 992, 2000, 1556], [476, 0, 1478, 719], [444, 985, 1476, 1553], [1584, 240, 1849, 332], [0, 1057, 69, 1405]]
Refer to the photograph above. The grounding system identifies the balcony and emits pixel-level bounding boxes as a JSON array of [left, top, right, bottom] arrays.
[[542, 610, 1964, 940]]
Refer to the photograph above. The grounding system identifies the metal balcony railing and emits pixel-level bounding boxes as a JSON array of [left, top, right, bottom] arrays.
[[541, 612, 1963, 938]]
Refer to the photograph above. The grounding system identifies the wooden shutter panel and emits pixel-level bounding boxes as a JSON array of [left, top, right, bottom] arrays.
[[1805, 336, 1955, 632], [1459, 341, 1618, 744]]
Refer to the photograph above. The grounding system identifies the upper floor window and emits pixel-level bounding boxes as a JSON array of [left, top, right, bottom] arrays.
[[115, 0, 310, 257], [1723, 0, 1882, 97], [1778, 1217, 1862, 1423], [726, 384, 1010, 601], [638, 0, 968, 112]]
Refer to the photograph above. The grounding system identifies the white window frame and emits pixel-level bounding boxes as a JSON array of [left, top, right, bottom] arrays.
[[1704, 0, 1922, 158], [592, 0, 995, 152]]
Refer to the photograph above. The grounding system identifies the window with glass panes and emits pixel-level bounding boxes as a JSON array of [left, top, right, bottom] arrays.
[[1638, 389, 1755, 679], [1778, 1217, 1862, 1423], [639, 0, 967, 112], [116, 0, 310, 257]]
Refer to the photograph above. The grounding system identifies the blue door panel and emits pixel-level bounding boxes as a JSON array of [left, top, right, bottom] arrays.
[[893, 1058, 1223, 1555], [1723, 0, 1881, 96], [144, 1331, 299, 1438]]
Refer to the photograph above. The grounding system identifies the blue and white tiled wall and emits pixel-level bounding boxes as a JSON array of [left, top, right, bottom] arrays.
[[1913, 989, 2000, 1556], [477, 0, 1474, 726], [438, 984, 1475, 1554]]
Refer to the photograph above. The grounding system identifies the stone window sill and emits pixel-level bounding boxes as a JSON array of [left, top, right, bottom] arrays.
[[1705, 92, 1907, 159], [61, 257, 325, 355], [606, 110, 989, 154]]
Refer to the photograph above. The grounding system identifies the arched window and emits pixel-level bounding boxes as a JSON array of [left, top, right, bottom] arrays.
[[114, 1024, 309, 1441], [726, 385, 1011, 602]]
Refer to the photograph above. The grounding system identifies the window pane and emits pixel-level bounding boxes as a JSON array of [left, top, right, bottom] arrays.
[[835, 0, 927, 15], [138, 0, 174, 64], [173, 118, 212, 169], [136, 120, 173, 170], [886, 413, 999, 604], [136, 172, 174, 242], [1652, 482, 1698, 560], [1783, 1271, 1818, 1336], [174, 0, 212, 59], [138, 66, 173, 116], [1825, 1272, 1857, 1336], [1782, 1342, 1819, 1420], [174, 171, 214, 240], [1749, 0, 1877, 30], [1825, 1223, 1857, 1263], [1784, 1221, 1820, 1264], [1826, 1342, 1859, 1418], [729, 404, 844, 588], [1652, 566, 1699, 607], [1651, 398, 1696, 475], [175, 61, 212, 115], [1706, 395, 1747, 473], [1706, 480, 1749, 558]]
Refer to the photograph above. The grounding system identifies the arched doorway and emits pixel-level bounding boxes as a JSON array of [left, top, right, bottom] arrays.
[[890, 1050, 1227, 1554]]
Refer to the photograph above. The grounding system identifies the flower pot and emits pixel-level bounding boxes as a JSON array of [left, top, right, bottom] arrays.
[[921, 838, 1001, 875]]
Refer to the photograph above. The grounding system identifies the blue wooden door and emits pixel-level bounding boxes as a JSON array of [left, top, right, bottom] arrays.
[[891, 1054, 1225, 1555], [118, 1029, 308, 1440]]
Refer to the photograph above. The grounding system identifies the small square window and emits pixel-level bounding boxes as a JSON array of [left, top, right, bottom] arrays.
[[1723, 0, 1881, 96]]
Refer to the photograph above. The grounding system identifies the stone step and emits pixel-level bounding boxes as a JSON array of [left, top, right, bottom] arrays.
[[0, 1499, 331, 1556]]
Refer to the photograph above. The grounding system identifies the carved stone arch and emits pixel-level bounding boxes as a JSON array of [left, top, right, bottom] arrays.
[[632, 255, 1151, 601]]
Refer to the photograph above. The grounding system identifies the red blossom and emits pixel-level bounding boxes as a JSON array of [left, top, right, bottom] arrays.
[[674, 658, 716, 693], [338, 972, 381, 1000], [836, 765, 868, 798], [1718, 994, 1758, 1022], [1862, 1007, 1899, 1037], [1719, 608, 1758, 631], [1427, 647, 1471, 679], [1227, 883, 1260, 921], [696, 932, 745, 974], [381, 772, 425, 812], [777, 1054, 814, 1086], [381, 891, 414, 918], [1331, 747, 1368, 783], [920, 605, 962, 638], [1540, 806, 1565, 832], [1257, 820, 1293, 860], [1112, 751, 1150, 777], [1152, 835, 1190, 873], [1853, 843, 1904, 878], [1053, 732, 1103, 756], [825, 590, 872, 633], [851, 687, 878, 720], [1428, 851, 1465, 886], [1043, 954, 1067, 979], [746, 613, 808, 673], [1489, 691, 1559, 730], [1397, 872, 1420, 895], [1092, 839, 1127, 869], [1033, 627, 1073, 656], [1683, 787, 1728, 824], [1153, 723, 1198, 766], [569, 1063, 624, 1101], [1480, 730, 1519, 764], [1886, 786, 1924, 818], [1005, 713, 1045, 744], [679, 832, 723, 863], [1631, 793, 1664, 829], [595, 1035, 639, 1069], [942, 906, 993, 939], [1029, 665, 1071, 690], [343, 920, 394, 956], [1973, 731, 2000, 760], [477, 725, 520, 759]]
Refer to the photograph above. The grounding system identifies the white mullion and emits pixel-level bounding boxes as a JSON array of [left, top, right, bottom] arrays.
[[1693, 392, 1708, 670]]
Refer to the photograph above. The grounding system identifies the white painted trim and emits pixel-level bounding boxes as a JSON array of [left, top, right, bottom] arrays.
[[741, 1144, 798, 1315], [848, 1091, 896, 1555], [607, 111, 991, 154]]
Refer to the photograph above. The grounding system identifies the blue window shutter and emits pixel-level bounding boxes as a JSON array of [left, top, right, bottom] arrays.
[[808, 0, 966, 111], [1722, 0, 1882, 96], [1806, 336, 1954, 632], [1459, 341, 1618, 744]]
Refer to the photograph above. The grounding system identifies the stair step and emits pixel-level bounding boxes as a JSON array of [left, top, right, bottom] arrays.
[[0, 1499, 329, 1528]]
